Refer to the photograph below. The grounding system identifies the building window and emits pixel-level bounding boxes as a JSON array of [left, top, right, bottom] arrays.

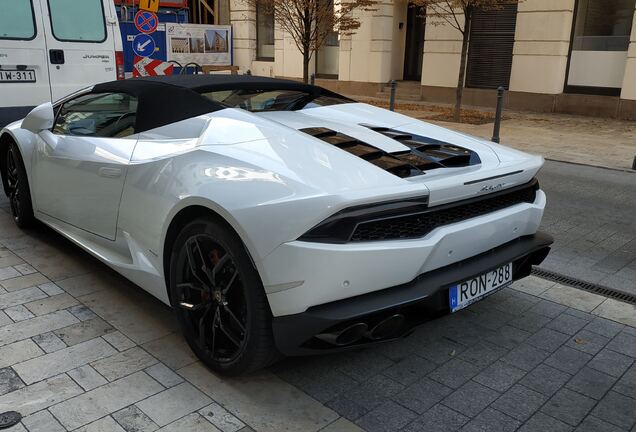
[[465, 3, 518, 89], [256, 2, 275, 61], [316, 0, 339, 78], [567, 0, 636, 94]]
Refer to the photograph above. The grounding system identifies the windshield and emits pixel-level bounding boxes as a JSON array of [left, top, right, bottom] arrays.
[[200, 89, 351, 112]]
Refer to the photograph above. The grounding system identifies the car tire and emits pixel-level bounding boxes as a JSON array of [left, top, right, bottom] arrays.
[[4, 143, 34, 228], [169, 217, 279, 375]]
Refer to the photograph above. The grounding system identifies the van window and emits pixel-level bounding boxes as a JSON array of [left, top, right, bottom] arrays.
[[0, 0, 36, 40], [53, 93, 138, 138], [47, 0, 106, 42]]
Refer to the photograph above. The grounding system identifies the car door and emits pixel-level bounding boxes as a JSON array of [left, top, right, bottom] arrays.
[[39, 0, 118, 102], [32, 91, 138, 240], [0, 0, 51, 124]]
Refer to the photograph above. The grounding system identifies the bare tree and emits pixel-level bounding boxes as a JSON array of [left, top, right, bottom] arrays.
[[411, 0, 518, 121], [244, 0, 378, 83]]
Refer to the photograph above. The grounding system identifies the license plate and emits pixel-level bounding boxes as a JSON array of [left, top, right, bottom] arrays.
[[449, 263, 512, 312], [0, 70, 36, 83]]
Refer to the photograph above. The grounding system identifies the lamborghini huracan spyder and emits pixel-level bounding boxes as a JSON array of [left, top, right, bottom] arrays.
[[0, 75, 552, 375]]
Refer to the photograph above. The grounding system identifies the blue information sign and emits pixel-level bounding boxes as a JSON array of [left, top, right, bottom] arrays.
[[132, 33, 156, 58]]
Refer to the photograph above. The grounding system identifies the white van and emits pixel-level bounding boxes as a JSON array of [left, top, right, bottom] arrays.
[[0, 0, 124, 127]]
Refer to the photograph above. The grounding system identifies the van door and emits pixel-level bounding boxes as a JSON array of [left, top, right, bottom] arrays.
[[39, 0, 118, 102], [0, 0, 51, 126]]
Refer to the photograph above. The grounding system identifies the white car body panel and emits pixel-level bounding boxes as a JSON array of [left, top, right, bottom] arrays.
[[33, 130, 136, 240], [264, 191, 545, 316], [1, 91, 547, 320]]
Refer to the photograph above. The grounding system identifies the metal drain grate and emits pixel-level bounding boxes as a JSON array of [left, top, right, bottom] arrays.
[[531, 267, 636, 305]]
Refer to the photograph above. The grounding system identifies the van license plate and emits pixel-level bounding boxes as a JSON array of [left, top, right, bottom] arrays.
[[449, 263, 512, 312], [0, 70, 36, 83]]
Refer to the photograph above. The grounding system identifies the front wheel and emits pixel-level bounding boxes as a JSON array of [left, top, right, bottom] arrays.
[[5, 143, 34, 228], [169, 218, 278, 375]]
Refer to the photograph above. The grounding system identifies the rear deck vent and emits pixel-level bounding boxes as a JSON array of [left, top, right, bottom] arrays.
[[360, 124, 480, 169], [300, 125, 480, 178], [531, 268, 636, 305], [300, 127, 418, 178]]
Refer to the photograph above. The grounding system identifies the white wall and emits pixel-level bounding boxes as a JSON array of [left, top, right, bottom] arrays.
[[230, 1, 256, 72], [230, 1, 412, 83], [421, 9, 464, 88], [621, 5, 636, 100], [509, 0, 575, 94]]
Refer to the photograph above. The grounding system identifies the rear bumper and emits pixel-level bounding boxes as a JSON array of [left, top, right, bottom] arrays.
[[272, 232, 553, 356], [262, 190, 546, 317]]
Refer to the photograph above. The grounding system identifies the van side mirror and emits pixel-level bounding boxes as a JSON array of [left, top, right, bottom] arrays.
[[22, 103, 55, 134]]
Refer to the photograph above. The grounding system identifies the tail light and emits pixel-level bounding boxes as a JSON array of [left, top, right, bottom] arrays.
[[115, 51, 125, 80]]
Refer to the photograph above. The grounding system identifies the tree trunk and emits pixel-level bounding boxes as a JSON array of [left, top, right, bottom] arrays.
[[302, 6, 311, 84], [302, 49, 310, 83], [454, 7, 472, 122]]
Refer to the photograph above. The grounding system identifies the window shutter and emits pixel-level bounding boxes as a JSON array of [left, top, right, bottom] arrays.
[[466, 4, 518, 89]]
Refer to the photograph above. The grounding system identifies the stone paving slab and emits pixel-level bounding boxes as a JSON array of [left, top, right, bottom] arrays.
[[0, 195, 635, 432]]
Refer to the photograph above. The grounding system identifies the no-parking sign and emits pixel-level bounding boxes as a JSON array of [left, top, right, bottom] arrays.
[[134, 10, 159, 34]]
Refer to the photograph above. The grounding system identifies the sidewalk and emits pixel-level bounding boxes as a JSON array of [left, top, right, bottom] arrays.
[[354, 96, 636, 172]]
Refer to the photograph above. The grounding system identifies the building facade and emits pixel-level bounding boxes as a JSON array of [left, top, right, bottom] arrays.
[[228, 0, 636, 119]]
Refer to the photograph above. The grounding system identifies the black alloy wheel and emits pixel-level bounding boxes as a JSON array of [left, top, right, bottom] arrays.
[[170, 218, 278, 375], [5, 144, 34, 228]]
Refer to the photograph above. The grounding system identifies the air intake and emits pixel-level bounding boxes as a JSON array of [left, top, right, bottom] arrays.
[[300, 126, 480, 179], [362, 124, 480, 168]]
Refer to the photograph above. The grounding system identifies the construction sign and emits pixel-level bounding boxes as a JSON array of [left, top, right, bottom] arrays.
[[133, 56, 174, 77], [139, 0, 160, 13]]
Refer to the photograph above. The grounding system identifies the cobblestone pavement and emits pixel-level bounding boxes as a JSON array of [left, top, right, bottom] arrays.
[[0, 191, 635, 431], [537, 161, 636, 297]]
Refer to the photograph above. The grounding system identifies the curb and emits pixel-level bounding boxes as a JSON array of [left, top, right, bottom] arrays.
[[545, 158, 636, 174]]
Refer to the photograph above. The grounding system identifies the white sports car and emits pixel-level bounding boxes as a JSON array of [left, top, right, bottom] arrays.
[[0, 75, 552, 375]]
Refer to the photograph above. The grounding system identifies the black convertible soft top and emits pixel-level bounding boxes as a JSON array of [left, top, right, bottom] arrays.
[[92, 75, 345, 133]]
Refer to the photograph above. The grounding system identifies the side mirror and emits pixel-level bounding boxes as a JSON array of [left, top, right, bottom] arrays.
[[22, 102, 55, 134]]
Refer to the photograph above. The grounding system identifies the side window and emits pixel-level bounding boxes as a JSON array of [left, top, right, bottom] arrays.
[[47, 0, 106, 42], [53, 93, 138, 138], [0, 0, 36, 40]]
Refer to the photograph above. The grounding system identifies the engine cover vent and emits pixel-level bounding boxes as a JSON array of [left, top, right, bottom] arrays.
[[361, 124, 481, 168], [300, 126, 480, 179]]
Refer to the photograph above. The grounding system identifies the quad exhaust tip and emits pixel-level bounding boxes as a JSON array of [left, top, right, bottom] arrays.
[[368, 314, 406, 340], [316, 323, 368, 346], [316, 313, 407, 346]]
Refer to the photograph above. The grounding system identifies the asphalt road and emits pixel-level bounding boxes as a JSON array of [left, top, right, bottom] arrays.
[[537, 161, 636, 295]]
